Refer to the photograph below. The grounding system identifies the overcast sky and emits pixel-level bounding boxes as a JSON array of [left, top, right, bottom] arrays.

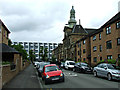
[[0, 0, 120, 43]]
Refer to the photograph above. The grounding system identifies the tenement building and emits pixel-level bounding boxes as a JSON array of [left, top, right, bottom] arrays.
[[53, 6, 120, 66], [13, 42, 58, 60]]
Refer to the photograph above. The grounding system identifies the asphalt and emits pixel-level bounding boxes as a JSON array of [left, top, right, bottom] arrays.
[[3, 64, 41, 88]]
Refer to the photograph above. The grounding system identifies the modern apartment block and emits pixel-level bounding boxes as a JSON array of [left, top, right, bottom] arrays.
[[13, 42, 58, 60]]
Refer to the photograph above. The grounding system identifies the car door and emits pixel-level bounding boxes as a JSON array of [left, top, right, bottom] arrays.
[[95, 64, 102, 76], [100, 64, 108, 77]]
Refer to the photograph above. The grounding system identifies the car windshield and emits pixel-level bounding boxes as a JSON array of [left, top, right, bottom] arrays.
[[69, 62, 75, 65], [45, 66, 60, 72], [107, 64, 115, 69], [111, 65, 120, 70], [81, 63, 88, 67]]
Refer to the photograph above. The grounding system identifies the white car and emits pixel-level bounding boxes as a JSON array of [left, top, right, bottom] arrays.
[[65, 60, 75, 70]]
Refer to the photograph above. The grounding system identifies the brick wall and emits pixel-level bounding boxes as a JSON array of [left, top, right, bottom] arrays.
[[2, 53, 30, 87]]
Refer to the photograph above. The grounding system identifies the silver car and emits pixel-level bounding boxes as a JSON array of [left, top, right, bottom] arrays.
[[93, 63, 120, 81]]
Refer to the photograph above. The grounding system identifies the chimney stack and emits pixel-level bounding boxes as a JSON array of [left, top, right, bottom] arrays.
[[118, 1, 120, 12]]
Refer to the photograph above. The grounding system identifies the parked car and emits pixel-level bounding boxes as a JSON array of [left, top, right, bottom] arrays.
[[93, 63, 120, 81], [65, 60, 75, 70], [42, 64, 64, 84], [73, 62, 92, 73], [34, 61, 40, 67], [37, 62, 50, 77], [61, 62, 65, 68]]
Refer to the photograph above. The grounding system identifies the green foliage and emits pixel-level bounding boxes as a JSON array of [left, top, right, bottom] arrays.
[[39, 46, 48, 61], [29, 50, 36, 63], [98, 59, 116, 65], [2, 61, 10, 65], [12, 44, 28, 60], [51, 55, 56, 63], [8, 39, 12, 47]]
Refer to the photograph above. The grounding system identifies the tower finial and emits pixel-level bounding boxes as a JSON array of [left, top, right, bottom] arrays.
[[68, 6, 77, 28]]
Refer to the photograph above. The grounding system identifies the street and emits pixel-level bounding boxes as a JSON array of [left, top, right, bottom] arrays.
[[3, 64, 120, 89], [39, 69, 119, 88]]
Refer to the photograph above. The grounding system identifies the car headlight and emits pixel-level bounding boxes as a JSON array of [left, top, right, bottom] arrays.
[[46, 75, 50, 78], [60, 73, 63, 77], [112, 72, 119, 74]]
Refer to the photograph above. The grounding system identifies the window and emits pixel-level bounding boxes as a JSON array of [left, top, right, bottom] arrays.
[[107, 55, 112, 59], [106, 40, 112, 49], [93, 57, 97, 62], [83, 49, 85, 53], [100, 57, 102, 61], [83, 58, 86, 61], [78, 51, 80, 55], [116, 21, 120, 29], [99, 45, 102, 52], [117, 38, 120, 45], [93, 35, 96, 41], [93, 46, 97, 52], [106, 26, 111, 35], [118, 54, 120, 59], [83, 40, 85, 45], [99, 33, 101, 40]]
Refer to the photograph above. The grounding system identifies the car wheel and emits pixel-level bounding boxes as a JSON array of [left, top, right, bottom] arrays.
[[94, 71, 97, 77], [61, 77, 65, 82], [107, 73, 112, 81], [73, 68, 75, 72], [45, 79, 48, 85]]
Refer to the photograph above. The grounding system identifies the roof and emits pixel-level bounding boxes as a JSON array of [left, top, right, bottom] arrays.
[[84, 28, 97, 34], [0, 43, 19, 53], [72, 25, 87, 33], [45, 64, 56, 67], [0, 19, 10, 33], [101, 12, 120, 28]]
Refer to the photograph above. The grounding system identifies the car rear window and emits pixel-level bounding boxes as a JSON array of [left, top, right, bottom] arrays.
[[45, 66, 60, 72]]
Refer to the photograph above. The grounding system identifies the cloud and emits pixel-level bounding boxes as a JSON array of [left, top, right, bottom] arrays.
[[0, 0, 120, 43]]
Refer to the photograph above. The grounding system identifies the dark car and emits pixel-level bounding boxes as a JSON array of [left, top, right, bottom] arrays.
[[42, 64, 64, 84], [73, 62, 92, 73], [37, 62, 50, 77]]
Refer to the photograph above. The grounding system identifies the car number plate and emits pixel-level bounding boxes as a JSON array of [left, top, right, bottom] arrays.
[[52, 78, 59, 80]]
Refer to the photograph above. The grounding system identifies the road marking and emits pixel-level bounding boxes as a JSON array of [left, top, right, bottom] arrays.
[[64, 72, 77, 77]]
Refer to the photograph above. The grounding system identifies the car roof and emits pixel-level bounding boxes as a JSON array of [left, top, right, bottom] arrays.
[[44, 64, 56, 67]]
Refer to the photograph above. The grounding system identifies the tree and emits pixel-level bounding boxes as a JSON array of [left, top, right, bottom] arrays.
[[8, 39, 12, 47], [51, 55, 56, 64], [12, 44, 28, 60], [29, 50, 36, 64], [39, 46, 48, 62]]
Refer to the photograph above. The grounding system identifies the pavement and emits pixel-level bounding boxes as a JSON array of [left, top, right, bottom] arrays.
[[2, 64, 41, 88]]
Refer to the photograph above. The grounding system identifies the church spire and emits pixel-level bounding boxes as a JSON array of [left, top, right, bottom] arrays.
[[68, 6, 77, 28]]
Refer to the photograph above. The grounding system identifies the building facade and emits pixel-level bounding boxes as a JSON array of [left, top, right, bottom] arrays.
[[13, 42, 58, 60], [53, 6, 120, 66]]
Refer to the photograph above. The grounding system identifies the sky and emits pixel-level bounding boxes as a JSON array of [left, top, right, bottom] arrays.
[[0, 0, 120, 43]]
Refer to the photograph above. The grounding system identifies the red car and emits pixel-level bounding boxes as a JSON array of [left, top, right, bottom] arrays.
[[42, 64, 64, 84]]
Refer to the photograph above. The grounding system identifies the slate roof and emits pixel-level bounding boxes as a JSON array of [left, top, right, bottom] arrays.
[[72, 25, 87, 33], [0, 43, 19, 53], [84, 28, 97, 34]]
